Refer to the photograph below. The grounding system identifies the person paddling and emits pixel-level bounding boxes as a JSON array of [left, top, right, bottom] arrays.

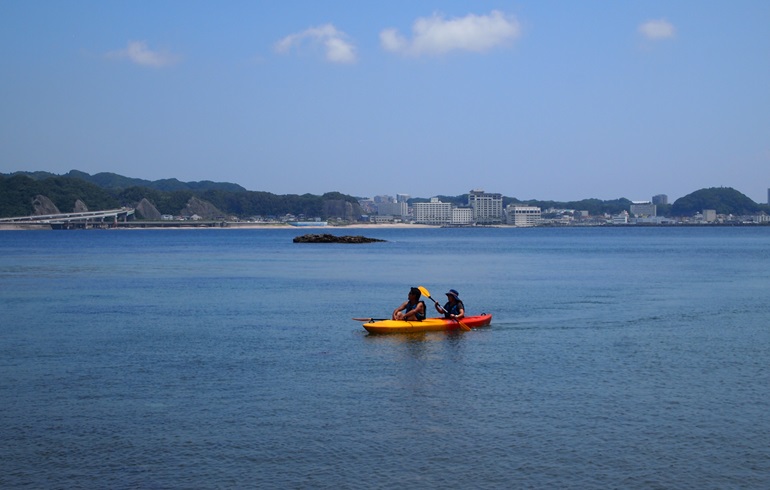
[[435, 289, 465, 320], [392, 287, 426, 321]]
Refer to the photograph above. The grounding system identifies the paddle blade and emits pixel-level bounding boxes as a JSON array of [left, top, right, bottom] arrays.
[[457, 319, 472, 331], [418, 285, 440, 305]]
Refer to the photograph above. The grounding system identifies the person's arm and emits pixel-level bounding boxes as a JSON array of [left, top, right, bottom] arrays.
[[452, 303, 465, 320], [415, 301, 426, 318], [393, 301, 407, 320], [435, 302, 445, 314], [455, 305, 465, 320]]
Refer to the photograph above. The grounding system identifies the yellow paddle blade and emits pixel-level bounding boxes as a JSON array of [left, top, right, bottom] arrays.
[[417, 285, 431, 298]]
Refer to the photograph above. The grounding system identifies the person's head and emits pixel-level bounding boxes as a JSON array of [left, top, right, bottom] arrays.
[[409, 287, 421, 300], [446, 289, 459, 303]]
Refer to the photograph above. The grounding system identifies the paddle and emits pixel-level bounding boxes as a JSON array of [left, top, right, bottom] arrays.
[[352, 317, 388, 322], [417, 286, 471, 331]]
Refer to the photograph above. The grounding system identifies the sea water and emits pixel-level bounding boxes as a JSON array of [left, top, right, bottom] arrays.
[[1, 227, 769, 489]]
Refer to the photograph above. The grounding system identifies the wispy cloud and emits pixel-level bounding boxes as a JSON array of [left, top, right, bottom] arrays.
[[274, 24, 357, 64], [380, 10, 521, 57], [638, 19, 676, 40], [106, 41, 180, 67]]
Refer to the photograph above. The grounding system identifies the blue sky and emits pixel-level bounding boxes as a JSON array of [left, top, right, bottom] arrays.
[[1, 1, 769, 203]]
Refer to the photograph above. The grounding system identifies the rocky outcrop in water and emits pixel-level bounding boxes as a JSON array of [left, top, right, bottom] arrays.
[[293, 234, 386, 244]]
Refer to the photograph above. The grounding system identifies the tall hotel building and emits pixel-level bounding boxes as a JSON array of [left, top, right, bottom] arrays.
[[413, 198, 452, 224], [468, 189, 503, 224]]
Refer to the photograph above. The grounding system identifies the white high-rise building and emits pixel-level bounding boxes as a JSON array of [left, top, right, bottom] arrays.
[[468, 189, 503, 224], [413, 198, 451, 224], [630, 201, 656, 217], [451, 207, 473, 225]]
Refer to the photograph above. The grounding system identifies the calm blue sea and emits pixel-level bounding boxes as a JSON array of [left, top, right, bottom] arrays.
[[1, 227, 769, 489]]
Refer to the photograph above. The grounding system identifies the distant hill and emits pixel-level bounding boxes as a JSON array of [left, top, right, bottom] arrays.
[[0, 171, 362, 220], [0, 173, 120, 216], [671, 187, 761, 216], [7, 170, 247, 193]]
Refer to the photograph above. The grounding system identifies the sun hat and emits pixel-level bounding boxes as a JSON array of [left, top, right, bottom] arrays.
[[445, 289, 459, 299]]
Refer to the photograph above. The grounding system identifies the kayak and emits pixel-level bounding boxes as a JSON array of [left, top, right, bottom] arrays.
[[362, 314, 492, 334]]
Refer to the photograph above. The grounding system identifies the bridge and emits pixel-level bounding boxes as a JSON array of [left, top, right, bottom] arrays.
[[0, 208, 135, 229]]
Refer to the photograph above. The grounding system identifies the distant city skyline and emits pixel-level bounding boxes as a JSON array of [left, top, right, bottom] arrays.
[[1, 2, 768, 203]]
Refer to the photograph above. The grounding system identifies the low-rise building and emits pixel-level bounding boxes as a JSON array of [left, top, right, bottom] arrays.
[[612, 210, 629, 224], [505, 205, 541, 227]]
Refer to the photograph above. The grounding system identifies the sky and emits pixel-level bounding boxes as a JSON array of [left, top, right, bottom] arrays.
[[1, 1, 769, 203]]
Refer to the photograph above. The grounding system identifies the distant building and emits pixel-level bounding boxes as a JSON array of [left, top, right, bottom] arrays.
[[612, 210, 629, 224], [468, 189, 503, 224], [652, 194, 668, 206], [451, 207, 473, 225], [505, 205, 541, 227], [630, 201, 656, 217], [396, 194, 410, 203], [376, 202, 408, 218], [703, 209, 717, 222], [413, 198, 451, 224]]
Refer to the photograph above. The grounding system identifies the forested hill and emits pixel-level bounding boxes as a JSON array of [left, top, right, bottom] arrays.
[[0, 171, 362, 220], [1, 171, 767, 219], [671, 187, 764, 216], [9, 170, 247, 193]]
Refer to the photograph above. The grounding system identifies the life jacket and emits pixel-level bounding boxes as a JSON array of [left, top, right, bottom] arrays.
[[405, 300, 426, 320], [443, 300, 465, 317]]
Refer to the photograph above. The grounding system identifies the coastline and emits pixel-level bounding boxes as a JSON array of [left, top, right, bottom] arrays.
[[0, 222, 441, 231]]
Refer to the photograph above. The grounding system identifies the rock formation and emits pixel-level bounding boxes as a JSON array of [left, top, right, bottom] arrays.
[[73, 200, 89, 213], [32, 195, 60, 215], [135, 198, 162, 220], [293, 234, 386, 244], [181, 196, 224, 220], [323, 200, 360, 221]]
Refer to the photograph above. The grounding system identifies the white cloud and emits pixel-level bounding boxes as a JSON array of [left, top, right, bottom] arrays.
[[274, 24, 357, 64], [380, 10, 521, 57], [106, 41, 179, 67], [638, 19, 676, 40]]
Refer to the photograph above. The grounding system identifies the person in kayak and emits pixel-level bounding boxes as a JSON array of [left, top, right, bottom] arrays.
[[392, 287, 426, 321], [436, 289, 465, 320]]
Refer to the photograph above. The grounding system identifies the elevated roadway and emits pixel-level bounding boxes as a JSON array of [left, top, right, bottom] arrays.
[[0, 208, 135, 229]]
